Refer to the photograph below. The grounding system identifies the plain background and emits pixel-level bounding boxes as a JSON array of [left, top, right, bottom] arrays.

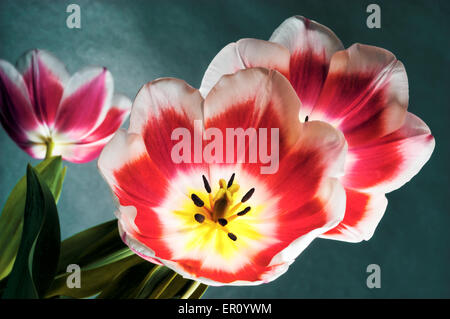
[[0, 0, 449, 298]]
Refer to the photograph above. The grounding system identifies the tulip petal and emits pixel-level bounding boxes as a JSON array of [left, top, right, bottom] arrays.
[[311, 44, 409, 147], [261, 121, 347, 214], [79, 93, 131, 144], [199, 39, 290, 98], [204, 67, 302, 171], [128, 77, 206, 178], [98, 129, 170, 208], [98, 130, 176, 262], [47, 94, 131, 163], [0, 60, 43, 152], [268, 177, 346, 268], [269, 16, 344, 120], [54, 67, 113, 140], [16, 49, 69, 128], [320, 189, 388, 242], [118, 217, 164, 265], [342, 112, 435, 193]]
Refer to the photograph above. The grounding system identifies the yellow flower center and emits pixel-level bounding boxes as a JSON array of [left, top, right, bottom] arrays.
[[167, 172, 276, 262], [189, 173, 255, 242]]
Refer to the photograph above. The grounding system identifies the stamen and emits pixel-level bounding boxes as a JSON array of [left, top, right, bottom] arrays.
[[208, 193, 214, 211], [189, 175, 255, 242], [219, 179, 227, 189], [241, 188, 255, 203], [305, 115, 309, 122], [201, 206, 213, 219], [194, 214, 205, 223], [227, 202, 242, 216], [191, 194, 204, 207], [237, 207, 251, 216], [202, 175, 211, 193], [227, 173, 235, 188]]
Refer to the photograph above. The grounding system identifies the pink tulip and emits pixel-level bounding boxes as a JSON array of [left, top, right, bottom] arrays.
[[0, 49, 131, 163], [200, 16, 435, 243]]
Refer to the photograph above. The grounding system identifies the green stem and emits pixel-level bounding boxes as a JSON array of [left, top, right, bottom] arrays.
[[45, 140, 54, 159], [134, 265, 162, 298], [82, 247, 134, 270], [180, 281, 201, 299], [149, 271, 178, 299]]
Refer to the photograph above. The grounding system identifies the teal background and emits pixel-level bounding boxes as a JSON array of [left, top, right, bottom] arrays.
[[0, 0, 448, 298]]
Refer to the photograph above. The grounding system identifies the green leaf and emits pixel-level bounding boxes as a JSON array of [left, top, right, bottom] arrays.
[[188, 283, 208, 299], [2, 164, 61, 299], [49, 216, 208, 299], [0, 156, 66, 280], [148, 270, 179, 299], [157, 273, 191, 299], [95, 263, 192, 299], [46, 254, 145, 298], [48, 218, 141, 299], [96, 261, 158, 299], [56, 219, 128, 274], [133, 265, 170, 299]]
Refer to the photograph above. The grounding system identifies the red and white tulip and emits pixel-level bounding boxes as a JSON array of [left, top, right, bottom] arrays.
[[200, 16, 435, 243], [0, 49, 131, 163], [98, 68, 348, 285]]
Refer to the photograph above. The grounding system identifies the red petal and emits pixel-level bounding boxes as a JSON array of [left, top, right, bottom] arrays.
[[55, 94, 130, 163], [261, 121, 346, 214], [18, 49, 69, 127], [81, 94, 131, 144], [204, 68, 302, 176], [54, 67, 113, 139], [98, 131, 173, 260], [321, 189, 388, 242], [269, 16, 344, 118], [311, 44, 408, 147], [0, 60, 40, 146], [342, 112, 435, 193], [129, 78, 206, 179]]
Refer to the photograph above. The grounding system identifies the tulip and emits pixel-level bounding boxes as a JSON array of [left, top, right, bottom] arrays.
[[0, 49, 131, 163], [99, 68, 347, 285], [200, 16, 435, 243]]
